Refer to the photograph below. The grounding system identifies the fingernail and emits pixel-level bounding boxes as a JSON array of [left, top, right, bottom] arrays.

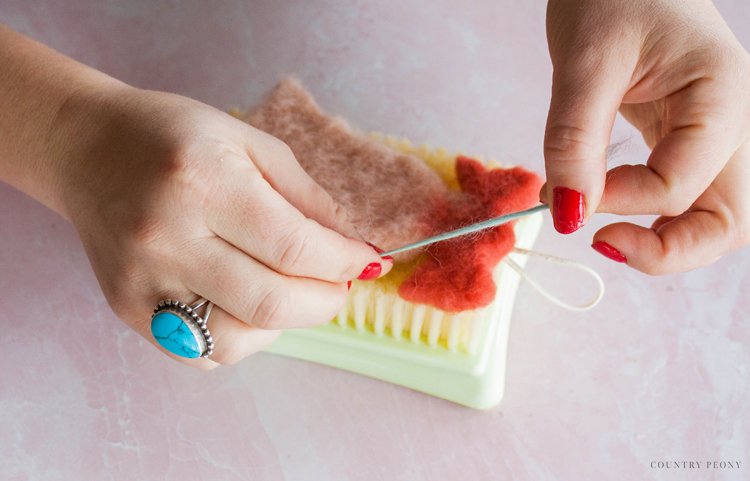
[[591, 241, 627, 263], [366, 241, 393, 263], [347, 280, 352, 291], [357, 262, 382, 280], [553, 186, 584, 234]]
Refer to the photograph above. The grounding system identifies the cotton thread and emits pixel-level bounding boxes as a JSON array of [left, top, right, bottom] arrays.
[[504, 247, 604, 311]]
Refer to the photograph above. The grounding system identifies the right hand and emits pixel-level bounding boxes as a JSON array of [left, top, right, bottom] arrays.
[[541, 0, 750, 274], [52, 84, 391, 368]]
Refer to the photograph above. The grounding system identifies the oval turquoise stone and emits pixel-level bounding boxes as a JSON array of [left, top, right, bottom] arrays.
[[150, 311, 201, 358]]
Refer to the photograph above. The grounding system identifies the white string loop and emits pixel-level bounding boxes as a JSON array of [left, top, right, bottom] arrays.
[[503, 247, 604, 311]]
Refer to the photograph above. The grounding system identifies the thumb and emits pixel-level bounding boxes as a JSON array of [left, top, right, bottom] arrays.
[[542, 55, 630, 234]]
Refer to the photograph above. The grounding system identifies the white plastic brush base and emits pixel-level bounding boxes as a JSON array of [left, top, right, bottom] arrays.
[[265, 213, 543, 409]]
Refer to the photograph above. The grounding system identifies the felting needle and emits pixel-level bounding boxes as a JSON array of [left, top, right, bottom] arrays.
[[379, 204, 549, 257]]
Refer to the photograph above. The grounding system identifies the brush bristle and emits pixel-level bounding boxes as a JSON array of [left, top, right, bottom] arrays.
[[335, 283, 487, 353]]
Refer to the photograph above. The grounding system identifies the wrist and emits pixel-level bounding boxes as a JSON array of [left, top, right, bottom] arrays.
[[44, 77, 135, 221], [0, 26, 135, 220]]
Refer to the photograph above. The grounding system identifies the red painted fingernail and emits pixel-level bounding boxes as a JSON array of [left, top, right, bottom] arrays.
[[366, 241, 393, 263], [347, 280, 352, 291], [553, 186, 585, 234], [357, 262, 382, 280], [591, 241, 627, 263]]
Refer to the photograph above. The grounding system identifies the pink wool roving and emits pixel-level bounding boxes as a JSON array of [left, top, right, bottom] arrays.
[[246, 79, 542, 312], [247, 79, 447, 262]]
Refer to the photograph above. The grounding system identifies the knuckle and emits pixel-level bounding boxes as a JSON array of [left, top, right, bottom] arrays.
[[275, 227, 313, 274], [257, 132, 296, 161], [155, 141, 219, 209], [279, 142, 296, 160], [243, 169, 277, 221], [161, 146, 193, 177], [250, 285, 289, 329], [272, 138, 295, 159], [544, 124, 603, 162], [330, 201, 349, 225], [309, 182, 339, 216], [641, 238, 682, 276], [654, 172, 695, 217], [660, 193, 693, 217], [151, 141, 202, 186], [125, 213, 171, 252]]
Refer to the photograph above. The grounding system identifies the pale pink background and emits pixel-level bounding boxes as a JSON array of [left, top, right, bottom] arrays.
[[2, 1, 749, 480]]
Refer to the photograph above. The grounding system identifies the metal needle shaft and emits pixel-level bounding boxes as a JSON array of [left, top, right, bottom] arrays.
[[379, 204, 549, 257]]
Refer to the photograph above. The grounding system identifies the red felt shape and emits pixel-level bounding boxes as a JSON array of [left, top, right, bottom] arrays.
[[398, 156, 543, 312]]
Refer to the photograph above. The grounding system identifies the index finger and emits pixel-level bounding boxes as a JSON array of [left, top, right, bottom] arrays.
[[206, 152, 391, 283]]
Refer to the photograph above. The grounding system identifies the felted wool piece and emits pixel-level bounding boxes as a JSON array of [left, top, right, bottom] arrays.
[[245, 80, 542, 312], [398, 156, 542, 311], [246, 79, 450, 260]]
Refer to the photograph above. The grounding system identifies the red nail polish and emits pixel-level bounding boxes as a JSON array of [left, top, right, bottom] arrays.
[[347, 280, 352, 291], [366, 241, 393, 263], [553, 186, 584, 234], [591, 241, 627, 263], [357, 262, 382, 280]]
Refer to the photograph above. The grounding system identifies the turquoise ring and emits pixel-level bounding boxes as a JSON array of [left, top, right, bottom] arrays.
[[150, 298, 214, 359]]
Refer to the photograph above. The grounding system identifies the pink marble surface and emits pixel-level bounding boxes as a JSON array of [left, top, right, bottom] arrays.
[[1, 1, 749, 480]]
